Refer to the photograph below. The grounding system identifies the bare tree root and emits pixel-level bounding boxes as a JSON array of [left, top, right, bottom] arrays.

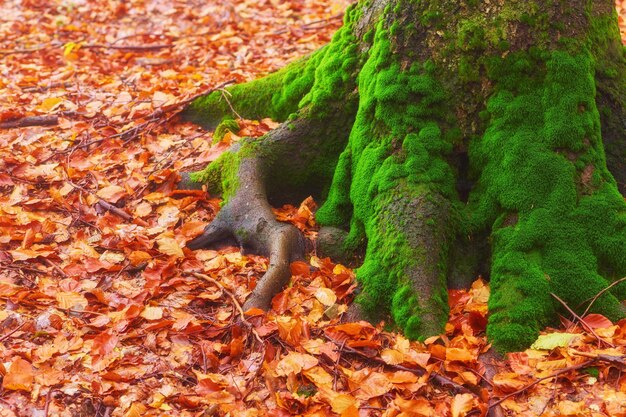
[[187, 157, 305, 310], [182, 107, 355, 310]]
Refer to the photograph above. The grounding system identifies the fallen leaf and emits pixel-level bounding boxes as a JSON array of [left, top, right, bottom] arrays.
[[275, 352, 318, 376], [531, 333, 580, 350], [2, 358, 34, 391], [451, 393, 474, 417]]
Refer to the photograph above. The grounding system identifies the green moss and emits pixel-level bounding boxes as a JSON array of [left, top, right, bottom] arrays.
[[212, 118, 240, 144], [467, 50, 626, 353], [317, 22, 459, 338]]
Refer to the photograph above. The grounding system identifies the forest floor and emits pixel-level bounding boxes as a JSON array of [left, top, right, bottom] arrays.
[[1, 1, 626, 416]]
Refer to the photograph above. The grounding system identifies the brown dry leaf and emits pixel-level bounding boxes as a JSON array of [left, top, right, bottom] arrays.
[[493, 372, 528, 392], [128, 250, 152, 265], [56, 291, 89, 310], [557, 400, 586, 416], [352, 370, 393, 400], [381, 348, 404, 365], [156, 234, 184, 258], [446, 347, 475, 362], [275, 352, 318, 376], [2, 358, 34, 391], [314, 287, 337, 307], [96, 185, 126, 203], [395, 397, 434, 417]]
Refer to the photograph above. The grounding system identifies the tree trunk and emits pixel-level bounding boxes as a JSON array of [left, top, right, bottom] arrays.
[[181, 0, 626, 352]]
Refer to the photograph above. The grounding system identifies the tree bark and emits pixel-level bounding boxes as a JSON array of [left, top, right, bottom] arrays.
[[181, 0, 626, 352]]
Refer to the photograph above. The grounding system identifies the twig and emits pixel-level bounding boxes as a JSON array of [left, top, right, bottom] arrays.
[[581, 276, 626, 317], [44, 388, 58, 417], [82, 43, 173, 51], [488, 360, 594, 409], [190, 272, 263, 345], [22, 82, 72, 93], [550, 293, 615, 348], [325, 334, 472, 395], [66, 181, 135, 223], [0, 115, 58, 129], [479, 349, 505, 417], [0, 322, 26, 343], [43, 258, 68, 278], [570, 349, 626, 367]]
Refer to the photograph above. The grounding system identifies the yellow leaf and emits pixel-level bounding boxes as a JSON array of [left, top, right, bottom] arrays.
[[314, 287, 337, 307], [62, 41, 82, 57], [141, 306, 164, 321], [330, 394, 357, 414], [157, 234, 184, 258], [303, 366, 333, 387], [451, 393, 475, 417], [531, 333, 580, 350], [36, 97, 64, 113], [2, 358, 34, 391], [56, 292, 88, 310]]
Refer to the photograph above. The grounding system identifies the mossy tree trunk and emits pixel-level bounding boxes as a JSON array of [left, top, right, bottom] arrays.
[[181, 0, 626, 352]]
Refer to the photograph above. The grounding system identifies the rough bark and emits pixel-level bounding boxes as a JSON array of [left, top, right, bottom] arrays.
[[180, 0, 626, 352]]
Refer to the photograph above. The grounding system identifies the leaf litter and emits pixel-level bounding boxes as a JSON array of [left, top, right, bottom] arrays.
[[1, 0, 626, 416]]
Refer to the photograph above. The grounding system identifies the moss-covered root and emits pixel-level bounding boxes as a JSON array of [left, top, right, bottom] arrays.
[[182, 52, 318, 129], [355, 183, 452, 339], [474, 51, 626, 352], [187, 157, 304, 310]]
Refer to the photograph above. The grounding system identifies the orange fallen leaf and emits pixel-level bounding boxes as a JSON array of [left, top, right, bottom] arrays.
[[275, 352, 318, 376], [451, 393, 475, 417], [2, 358, 34, 391]]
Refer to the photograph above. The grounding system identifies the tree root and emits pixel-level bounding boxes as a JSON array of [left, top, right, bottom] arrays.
[[185, 157, 304, 310]]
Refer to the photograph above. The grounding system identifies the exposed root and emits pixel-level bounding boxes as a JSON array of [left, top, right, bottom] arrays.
[[185, 157, 304, 310]]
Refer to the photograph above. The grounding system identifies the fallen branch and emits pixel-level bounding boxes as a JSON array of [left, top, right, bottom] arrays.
[[488, 360, 595, 409], [550, 293, 615, 348], [0, 115, 58, 129]]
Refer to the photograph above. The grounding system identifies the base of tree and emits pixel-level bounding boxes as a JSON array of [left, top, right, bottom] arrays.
[[180, 0, 626, 352]]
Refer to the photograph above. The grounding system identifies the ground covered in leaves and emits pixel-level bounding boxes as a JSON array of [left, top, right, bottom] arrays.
[[1, 1, 626, 416]]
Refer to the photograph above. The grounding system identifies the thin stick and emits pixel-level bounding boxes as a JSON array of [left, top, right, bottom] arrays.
[[325, 334, 472, 395], [82, 43, 173, 51], [550, 293, 615, 348], [581, 276, 626, 317], [190, 272, 263, 345], [0, 322, 26, 343], [66, 181, 135, 223], [488, 360, 594, 409]]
